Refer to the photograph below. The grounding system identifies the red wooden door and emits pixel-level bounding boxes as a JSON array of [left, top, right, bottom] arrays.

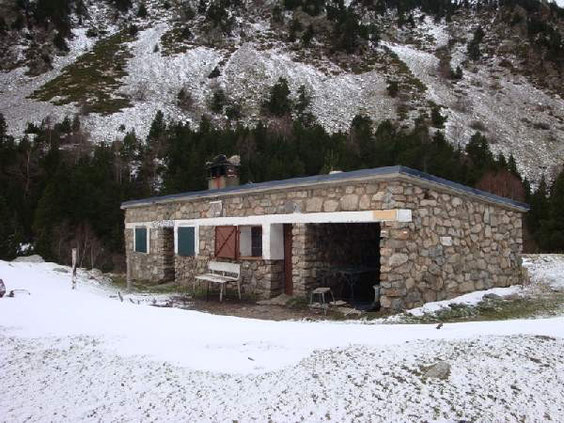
[[215, 226, 239, 259], [283, 224, 293, 295]]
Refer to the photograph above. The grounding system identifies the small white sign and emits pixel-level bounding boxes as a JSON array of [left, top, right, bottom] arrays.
[[208, 201, 223, 217]]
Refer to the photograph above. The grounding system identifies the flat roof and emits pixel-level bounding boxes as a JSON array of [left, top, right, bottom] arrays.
[[121, 165, 529, 212]]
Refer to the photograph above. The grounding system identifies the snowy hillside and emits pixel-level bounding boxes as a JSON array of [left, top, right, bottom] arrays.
[[0, 0, 563, 183], [1, 258, 564, 421]]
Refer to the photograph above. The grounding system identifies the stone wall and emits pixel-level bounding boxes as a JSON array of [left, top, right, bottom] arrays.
[[124, 175, 525, 309], [124, 180, 394, 224], [378, 183, 523, 311], [173, 226, 284, 298], [125, 227, 174, 283]]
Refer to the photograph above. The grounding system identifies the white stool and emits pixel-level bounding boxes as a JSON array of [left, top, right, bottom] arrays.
[[310, 287, 335, 306]]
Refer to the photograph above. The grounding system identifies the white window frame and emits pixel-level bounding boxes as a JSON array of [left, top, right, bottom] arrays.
[[174, 224, 199, 256], [239, 225, 263, 258], [133, 225, 150, 254]]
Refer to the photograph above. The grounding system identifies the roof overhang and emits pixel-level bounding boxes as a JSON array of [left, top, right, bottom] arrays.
[[121, 166, 529, 213]]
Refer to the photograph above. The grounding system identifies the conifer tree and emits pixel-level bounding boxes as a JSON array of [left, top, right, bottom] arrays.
[[507, 154, 518, 176], [148, 110, 166, 142], [263, 78, 292, 116], [288, 17, 302, 42], [467, 26, 485, 61], [301, 24, 314, 47], [210, 88, 227, 113], [137, 2, 147, 17], [545, 169, 564, 251], [0, 195, 20, 260], [0, 113, 7, 143]]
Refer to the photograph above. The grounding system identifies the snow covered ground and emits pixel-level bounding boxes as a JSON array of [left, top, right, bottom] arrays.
[[522, 254, 564, 290], [403, 285, 523, 317], [1, 258, 564, 422]]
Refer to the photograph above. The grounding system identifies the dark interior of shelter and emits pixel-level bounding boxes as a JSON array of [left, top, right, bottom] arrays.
[[311, 223, 381, 309]]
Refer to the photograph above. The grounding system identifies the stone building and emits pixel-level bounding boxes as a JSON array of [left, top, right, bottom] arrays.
[[121, 163, 528, 311]]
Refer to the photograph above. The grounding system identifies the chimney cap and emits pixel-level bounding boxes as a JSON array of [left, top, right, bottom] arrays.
[[206, 154, 240, 169]]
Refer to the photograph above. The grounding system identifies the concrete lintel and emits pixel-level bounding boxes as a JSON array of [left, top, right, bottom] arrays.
[[125, 209, 412, 229]]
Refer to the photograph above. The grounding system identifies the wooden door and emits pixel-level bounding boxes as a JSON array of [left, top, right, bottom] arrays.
[[283, 224, 293, 295]]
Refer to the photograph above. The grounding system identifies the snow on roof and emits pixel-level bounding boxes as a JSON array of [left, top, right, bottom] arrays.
[[121, 165, 529, 212]]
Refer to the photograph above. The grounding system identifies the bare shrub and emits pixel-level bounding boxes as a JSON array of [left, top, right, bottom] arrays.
[[469, 120, 487, 132], [476, 169, 526, 202], [533, 121, 550, 130], [131, 80, 149, 101], [437, 53, 452, 79], [449, 125, 465, 147], [177, 87, 194, 111], [451, 96, 472, 113]]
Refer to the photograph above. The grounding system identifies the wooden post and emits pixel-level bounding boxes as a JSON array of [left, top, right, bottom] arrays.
[[71, 248, 77, 290], [126, 255, 132, 293]]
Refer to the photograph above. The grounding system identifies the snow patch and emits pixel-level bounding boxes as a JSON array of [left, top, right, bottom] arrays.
[[405, 286, 522, 317], [1, 259, 564, 376], [522, 254, 564, 291]]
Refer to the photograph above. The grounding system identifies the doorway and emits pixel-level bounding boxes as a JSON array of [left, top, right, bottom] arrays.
[[311, 223, 381, 308]]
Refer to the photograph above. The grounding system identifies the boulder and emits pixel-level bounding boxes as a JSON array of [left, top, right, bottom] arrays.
[[0, 279, 5, 298], [13, 254, 44, 263], [423, 361, 451, 380], [90, 268, 104, 278]]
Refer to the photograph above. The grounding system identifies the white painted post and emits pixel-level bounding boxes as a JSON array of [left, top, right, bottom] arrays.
[[71, 248, 77, 290]]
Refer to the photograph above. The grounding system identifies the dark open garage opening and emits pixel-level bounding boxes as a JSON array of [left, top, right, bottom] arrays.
[[310, 222, 381, 310]]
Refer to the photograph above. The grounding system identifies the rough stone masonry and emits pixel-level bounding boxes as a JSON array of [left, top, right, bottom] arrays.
[[121, 166, 527, 311]]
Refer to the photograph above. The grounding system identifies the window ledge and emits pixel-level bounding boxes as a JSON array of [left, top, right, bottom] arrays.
[[238, 256, 263, 261]]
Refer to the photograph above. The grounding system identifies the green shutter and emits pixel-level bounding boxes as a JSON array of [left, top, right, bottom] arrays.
[[178, 227, 195, 257], [135, 227, 147, 253]]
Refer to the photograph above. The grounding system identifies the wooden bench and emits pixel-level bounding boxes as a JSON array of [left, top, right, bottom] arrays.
[[194, 261, 241, 302]]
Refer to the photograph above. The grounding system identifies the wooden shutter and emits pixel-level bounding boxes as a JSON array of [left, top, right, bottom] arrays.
[[215, 226, 238, 259], [177, 227, 195, 257], [135, 227, 147, 253]]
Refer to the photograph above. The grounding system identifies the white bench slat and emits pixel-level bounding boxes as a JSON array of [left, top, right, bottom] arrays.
[[208, 261, 240, 276], [195, 274, 237, 283], [195, 274, 227, 283], [193, 261, 242, 302]]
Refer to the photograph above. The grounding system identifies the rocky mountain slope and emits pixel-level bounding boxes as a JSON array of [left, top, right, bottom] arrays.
[[0, 0, 563, 183]]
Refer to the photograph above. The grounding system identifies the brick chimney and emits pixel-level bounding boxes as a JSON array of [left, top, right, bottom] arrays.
[[206, 154, 240, 190]]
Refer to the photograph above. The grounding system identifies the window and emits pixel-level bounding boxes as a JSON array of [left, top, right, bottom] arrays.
[[177, 226, 195, 257], [239, 225, 263, 258], [215, 226, 239, 259], [134, 227, 148, 253], [251, 226, 262, 257]]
